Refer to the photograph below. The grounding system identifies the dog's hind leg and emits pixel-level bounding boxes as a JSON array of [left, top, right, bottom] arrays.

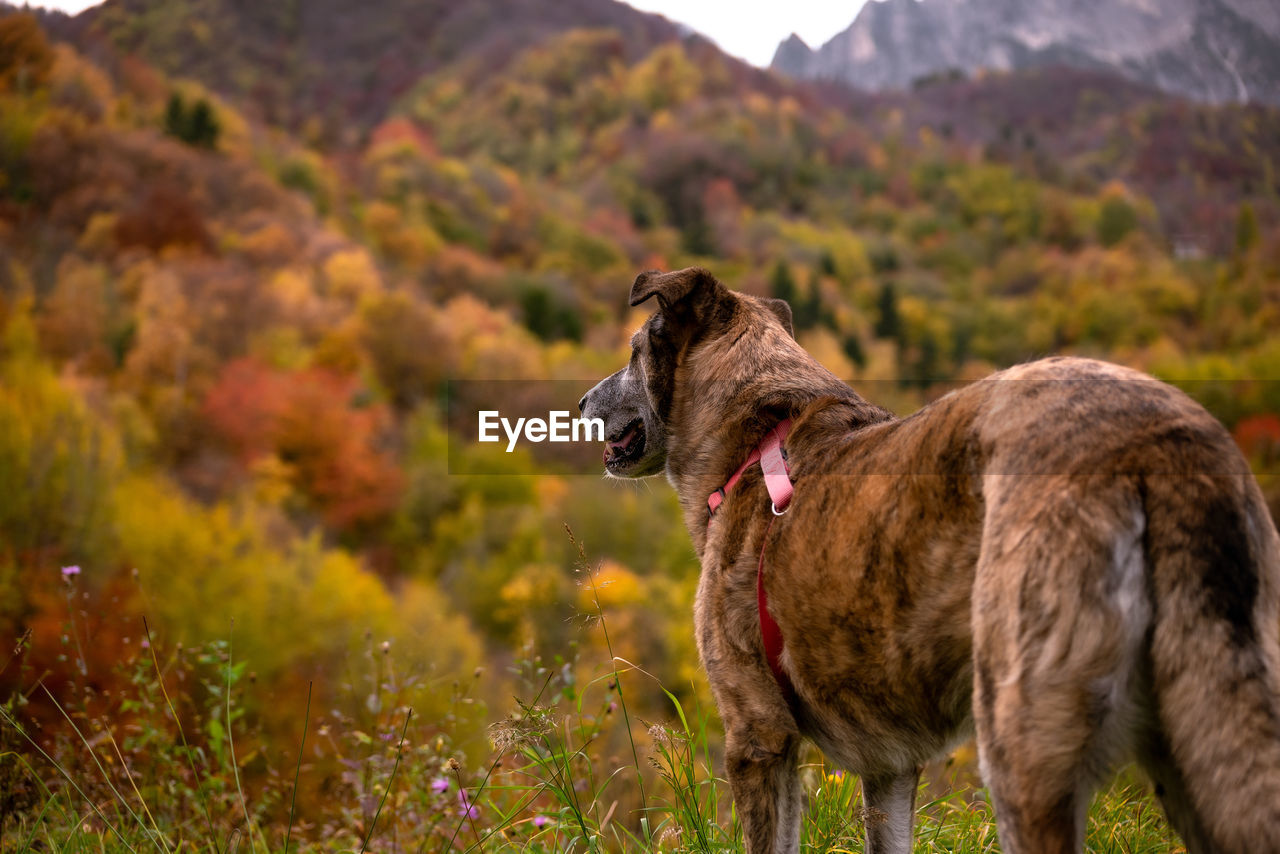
[[863, 768, 920, 854], [972, 649, 1095, 854], [971, 480, 1150, 854], [724, 721, 801, 854]]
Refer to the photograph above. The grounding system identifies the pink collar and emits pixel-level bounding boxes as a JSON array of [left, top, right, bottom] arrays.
[[705, 419, 798, 711], [706, 419, 794, 520]]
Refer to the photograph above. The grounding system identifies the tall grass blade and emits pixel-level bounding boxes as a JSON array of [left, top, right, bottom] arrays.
[[358, 708, 412, 854], [283, 680, 312, 854]]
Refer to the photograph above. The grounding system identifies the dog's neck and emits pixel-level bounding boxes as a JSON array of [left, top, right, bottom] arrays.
[[664, 359, 892, 556]]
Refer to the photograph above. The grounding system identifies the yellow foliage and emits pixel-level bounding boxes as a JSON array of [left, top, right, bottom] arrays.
[[112, 474, 483, 722], [248, 453, 297, 506], [442, 294, 546, 380], [77, 212, 118, 255], [248, 324, 310, 370], [498, 562, 571, 642], [626, 43, 701, 112], [578, 560, 644, 610], [122, 265, 196, 392], [777, 221, 871, 282], [268, 268, 317, 314], [322, 248, 383, 301], [238, 222, 298, 265], [0, 319, 120, 580], [365, 200, 443, 267], [533, 475, 568, 512], [311, 320, 364, 373], [394, 580, 485, 688], [798, 327, 856, 380]]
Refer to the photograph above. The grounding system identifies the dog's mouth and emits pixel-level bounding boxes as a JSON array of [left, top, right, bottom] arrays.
[[603, 418, 646, 470]]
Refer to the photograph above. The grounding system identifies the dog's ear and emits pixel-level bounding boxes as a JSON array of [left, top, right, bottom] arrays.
[[762, 298, 793, 338], [629, 267, 723, 311]]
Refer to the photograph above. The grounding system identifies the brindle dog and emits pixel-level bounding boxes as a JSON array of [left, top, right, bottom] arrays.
[[579, 267, 1280, 854]]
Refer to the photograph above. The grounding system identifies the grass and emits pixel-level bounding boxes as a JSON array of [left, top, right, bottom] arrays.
[[0, 552, 1182, 853]]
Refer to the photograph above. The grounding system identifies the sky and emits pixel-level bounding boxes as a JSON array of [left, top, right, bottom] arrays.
[[622, 1, 869, 66], [29, 0, 872, 68]]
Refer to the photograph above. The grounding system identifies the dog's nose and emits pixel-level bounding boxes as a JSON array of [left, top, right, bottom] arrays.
[[577, 393, 588, 414]]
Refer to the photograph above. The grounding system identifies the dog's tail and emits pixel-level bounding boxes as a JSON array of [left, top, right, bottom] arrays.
[[1142, 471, 1280, 852]]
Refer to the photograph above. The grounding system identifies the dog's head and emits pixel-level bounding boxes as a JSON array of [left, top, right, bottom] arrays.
[[579, 267, 794, 478]]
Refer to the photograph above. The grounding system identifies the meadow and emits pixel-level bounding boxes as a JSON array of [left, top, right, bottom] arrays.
[[2, 549, 1184, 853]]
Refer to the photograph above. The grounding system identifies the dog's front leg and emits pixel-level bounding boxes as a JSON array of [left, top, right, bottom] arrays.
[[725, 723, 801, 854], [863, 768, 920, 854]]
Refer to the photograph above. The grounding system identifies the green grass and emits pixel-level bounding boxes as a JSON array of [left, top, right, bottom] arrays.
[[0, 676, 1182, 854], [1, 548, 1182, 853]]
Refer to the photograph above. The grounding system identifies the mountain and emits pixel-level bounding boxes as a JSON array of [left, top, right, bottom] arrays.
[[38, 0, 685, 144], [771, 0, 1280, 106]]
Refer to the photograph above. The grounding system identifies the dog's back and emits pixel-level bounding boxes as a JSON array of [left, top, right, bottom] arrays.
[[771, 354, 1280, 852], [968, 357, 1280, 853]]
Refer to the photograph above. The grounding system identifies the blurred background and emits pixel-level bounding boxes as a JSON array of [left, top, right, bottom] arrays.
[[0, 0, 1278, 849]]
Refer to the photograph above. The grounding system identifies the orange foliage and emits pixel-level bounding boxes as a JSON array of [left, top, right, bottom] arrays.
[[199, 358, 285, 463], [368, 116, 437, 158], [21, 571, 143, 723], [201, 359, 403, 531], [1234, 414, 1280, 462]]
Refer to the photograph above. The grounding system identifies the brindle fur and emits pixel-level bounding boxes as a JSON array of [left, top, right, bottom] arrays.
[[579, 268, 1280, 854]]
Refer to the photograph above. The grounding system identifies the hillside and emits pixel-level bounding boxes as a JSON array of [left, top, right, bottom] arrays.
[[38, 0, 685, 144], [772, 0, 1280, 106]]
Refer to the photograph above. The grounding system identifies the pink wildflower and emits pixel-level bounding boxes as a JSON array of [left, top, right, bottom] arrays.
[[458, 789, 480, 819]]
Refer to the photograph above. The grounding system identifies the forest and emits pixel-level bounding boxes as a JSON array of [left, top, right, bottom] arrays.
[[1, 1, 1279, 850]]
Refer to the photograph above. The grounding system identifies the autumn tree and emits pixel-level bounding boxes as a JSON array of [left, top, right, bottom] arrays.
[[0, 13, 53, 94], [202, 359, 404, 534]]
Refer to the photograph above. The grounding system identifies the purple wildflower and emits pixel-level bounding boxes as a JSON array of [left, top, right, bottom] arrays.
[[61, 565, 81, 578], [533, 815, 551, 829], [458, 789, 480, 820], [431, 777, 448, 794]]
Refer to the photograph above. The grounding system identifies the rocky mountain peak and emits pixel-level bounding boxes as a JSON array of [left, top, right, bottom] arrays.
[[772, 0, 1280, 105]]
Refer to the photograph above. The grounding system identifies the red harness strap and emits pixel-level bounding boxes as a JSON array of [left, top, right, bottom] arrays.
[[706, 420, 797, 707]]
